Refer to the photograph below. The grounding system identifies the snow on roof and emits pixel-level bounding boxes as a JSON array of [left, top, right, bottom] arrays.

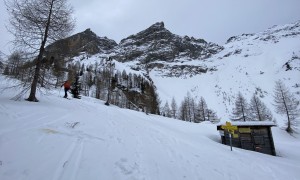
[[217, 121, 276, 127]]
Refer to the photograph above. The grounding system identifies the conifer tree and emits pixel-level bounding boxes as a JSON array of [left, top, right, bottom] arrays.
[[231, 92, 249, 121], [249, 94, 273, 121], [197, 97, 208, 122], [171, 97, 178, 119], [163, 101, 172, 117], [179, 98, 188, 121], [5, 0, 75, 101], [273, 80, 299, 133], [185, 92, 194, 122], [206, 109, 219, 124], [179, 92, 196, 122], [6, 51, 23, 77]]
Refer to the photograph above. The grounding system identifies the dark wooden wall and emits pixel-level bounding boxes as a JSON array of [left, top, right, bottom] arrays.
[[218, 126, 276, 156]]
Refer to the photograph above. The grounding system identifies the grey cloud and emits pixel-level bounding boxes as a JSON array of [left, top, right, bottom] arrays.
[[1, 0, 300, 54]]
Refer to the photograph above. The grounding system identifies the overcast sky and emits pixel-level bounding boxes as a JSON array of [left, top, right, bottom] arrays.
[[1, 0, 300, 55]]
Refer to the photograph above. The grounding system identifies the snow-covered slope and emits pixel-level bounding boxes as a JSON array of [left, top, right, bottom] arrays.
[[0, 76, 300, 180], [0, 75, 299, 180], [150, 20, 300, 125]]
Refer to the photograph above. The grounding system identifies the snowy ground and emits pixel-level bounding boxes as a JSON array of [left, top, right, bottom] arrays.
[[0, 75, 299, 180]]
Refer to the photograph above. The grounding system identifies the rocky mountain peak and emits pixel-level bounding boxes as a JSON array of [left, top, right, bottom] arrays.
[[46, 22, 223, 64], [82, 28, 96, 37], [45, 28, 117, 59], [116, 22, 223, 63], [148, 21, 165, 31], [120, 21, 171, 45]]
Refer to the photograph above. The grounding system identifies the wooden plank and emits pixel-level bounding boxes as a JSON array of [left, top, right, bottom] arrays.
[[239, 127, 251, 133], [253, 136, 265, 145], [241, 142, 254, 150], [253, 128, 268, 134]]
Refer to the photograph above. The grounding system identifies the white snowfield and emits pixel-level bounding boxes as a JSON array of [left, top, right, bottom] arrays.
[[0, 76, 299, 180], [151, 30, 300, 123]]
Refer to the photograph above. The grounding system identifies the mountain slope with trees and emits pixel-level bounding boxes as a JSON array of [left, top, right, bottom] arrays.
[[2, 19, 299, 131]]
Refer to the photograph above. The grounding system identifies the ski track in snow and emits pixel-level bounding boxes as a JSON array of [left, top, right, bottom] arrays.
[[104, 107, 145, 180], [108, 107, 206, 180], [1, 82, 300, 180], [0, 104, 70, 137], [51, 138, 84, 180]]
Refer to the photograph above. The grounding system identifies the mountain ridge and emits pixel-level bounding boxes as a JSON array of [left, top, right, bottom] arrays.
[[45, 28, 118, 58], [46, 21, 223, 63], [45, 20, 300, 122]]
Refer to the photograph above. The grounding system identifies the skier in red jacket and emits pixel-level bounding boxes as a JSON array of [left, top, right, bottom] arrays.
[[61, 80, 71, 98]]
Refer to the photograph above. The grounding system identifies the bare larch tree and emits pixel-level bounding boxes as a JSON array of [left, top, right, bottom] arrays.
[[273, 80, 299, 133], [170, 97, 178, 119], [249, 94, 273, 121], [197, 96, 208, 122], [231, 92, 249, 121], [5, 0, 75, 102]]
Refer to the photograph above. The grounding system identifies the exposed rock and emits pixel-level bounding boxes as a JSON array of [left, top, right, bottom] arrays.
[[114, 22, 223, 63], [45, 22, 223, 64], [147, 62, 217, 78], [45, 28, 117, 59]]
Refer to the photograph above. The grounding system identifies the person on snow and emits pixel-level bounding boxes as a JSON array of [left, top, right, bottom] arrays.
[[61, 80, 71, 98]]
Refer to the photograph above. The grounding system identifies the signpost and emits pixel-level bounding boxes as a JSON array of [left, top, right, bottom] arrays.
[[221, 121, 238, 151]]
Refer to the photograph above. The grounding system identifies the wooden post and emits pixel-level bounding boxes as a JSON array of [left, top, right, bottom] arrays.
[[221, 122, 237, 152], [229, 133, 233, 151]]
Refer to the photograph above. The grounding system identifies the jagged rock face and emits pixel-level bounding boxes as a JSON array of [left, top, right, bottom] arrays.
[[45, 28, 117, 58], [114, 22, 223, 63], [147, 63, 217, 78], [45, 22, 223, 64]]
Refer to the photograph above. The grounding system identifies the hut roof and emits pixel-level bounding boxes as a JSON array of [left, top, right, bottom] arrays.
[[217, 121, 276, 127]]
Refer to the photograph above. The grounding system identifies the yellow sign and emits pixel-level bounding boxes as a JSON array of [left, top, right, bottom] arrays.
[[221, 122, 239, 138], [221, 121, 238, 131], [221, 122, 239, 151]]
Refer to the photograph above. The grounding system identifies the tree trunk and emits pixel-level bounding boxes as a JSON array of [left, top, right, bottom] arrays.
[[26, 0, 54, 102], [242, 104, 246, 121], [27, 56, 42, 102], [255, 98, 262, 121], [280, 87, 292, 133]]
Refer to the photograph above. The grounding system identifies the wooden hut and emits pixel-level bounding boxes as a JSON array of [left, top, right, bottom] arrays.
[[217, 121, 276, 156]]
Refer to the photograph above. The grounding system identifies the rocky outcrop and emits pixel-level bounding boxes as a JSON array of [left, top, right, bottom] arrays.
[[45, 28, 117, 59], [146, 63, 217, 78], [114, 22, 223, 63], [45, 22, 223, 64]]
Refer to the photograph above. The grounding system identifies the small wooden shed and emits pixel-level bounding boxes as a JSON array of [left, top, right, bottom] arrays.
[[217, 121, 276, 156]]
